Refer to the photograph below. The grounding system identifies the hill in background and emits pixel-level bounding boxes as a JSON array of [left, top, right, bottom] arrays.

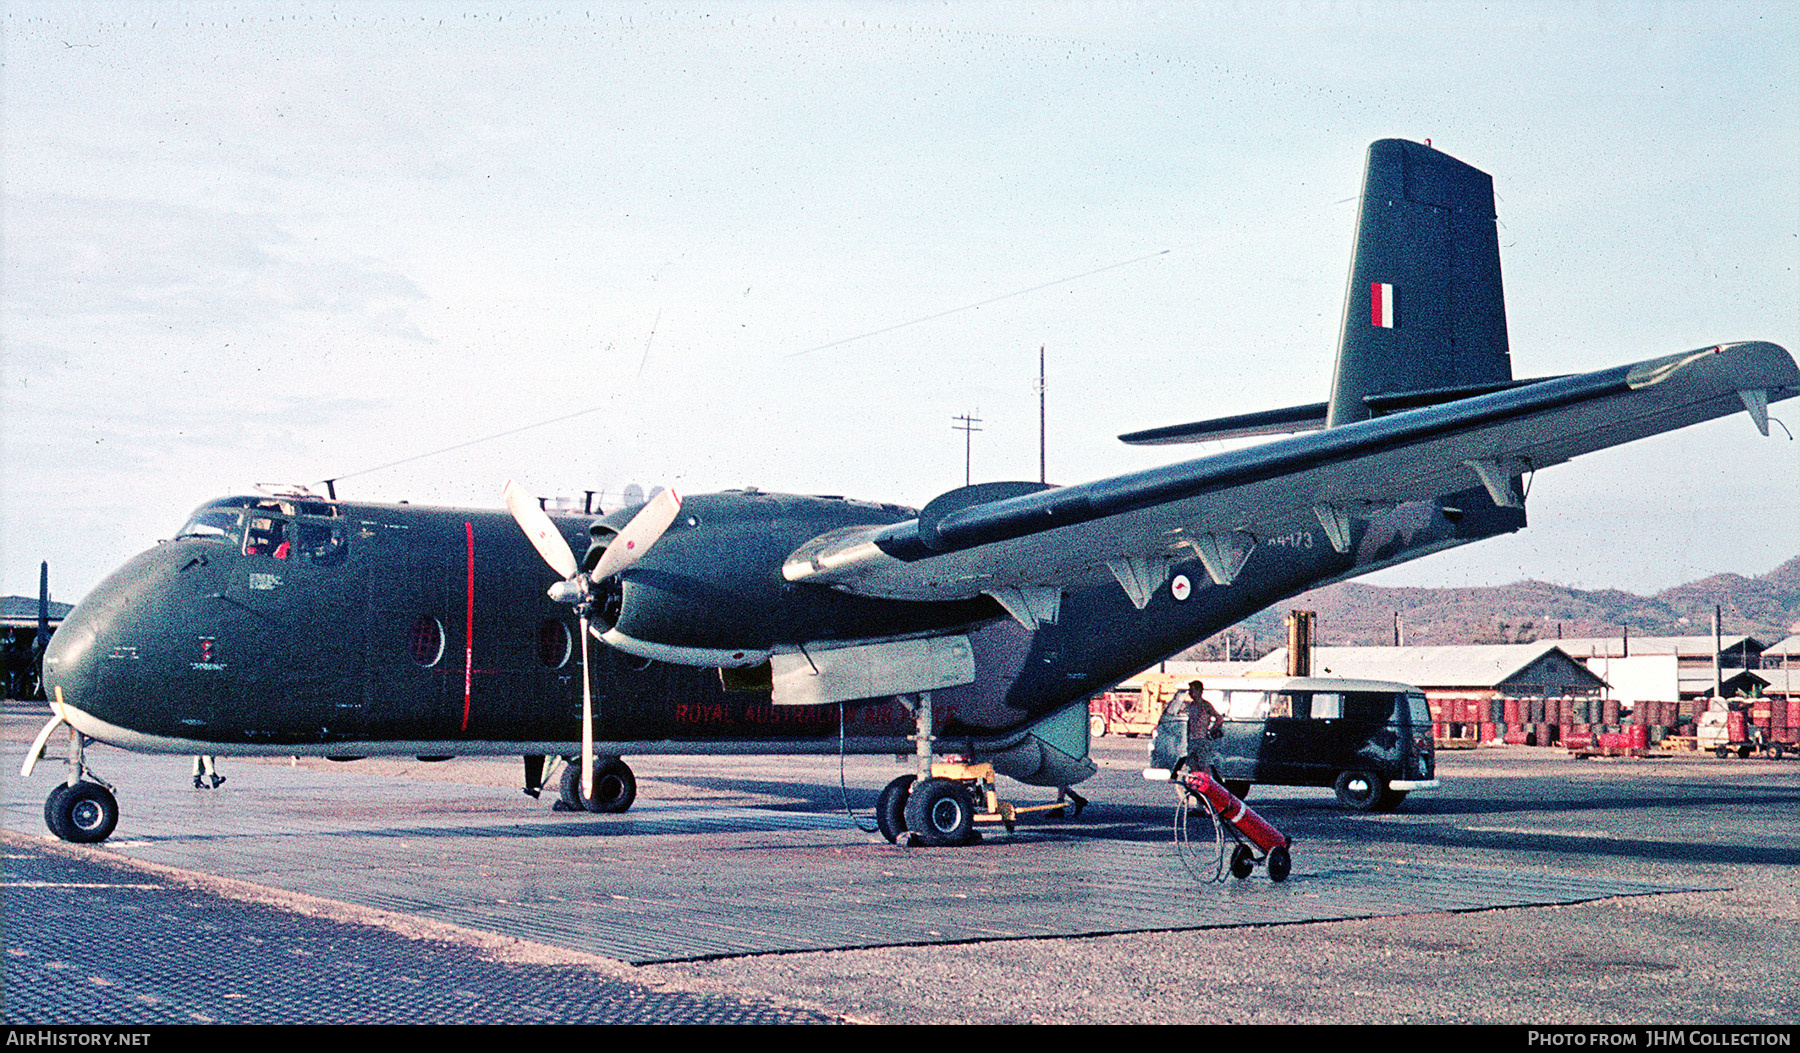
[[1180, 556, 1800, 659]]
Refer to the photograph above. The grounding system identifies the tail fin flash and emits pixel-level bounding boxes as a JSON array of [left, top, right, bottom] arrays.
[[1325, 140, 1513, 427]]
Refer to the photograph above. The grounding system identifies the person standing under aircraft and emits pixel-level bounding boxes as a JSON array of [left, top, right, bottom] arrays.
[[1186, 680, 1226, 775], [191, 755, 224, 790]]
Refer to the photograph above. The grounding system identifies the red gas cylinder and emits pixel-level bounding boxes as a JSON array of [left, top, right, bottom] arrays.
[[1180, 769, 1290, 855]]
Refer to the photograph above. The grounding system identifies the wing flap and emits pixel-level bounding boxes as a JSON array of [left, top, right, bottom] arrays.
[[784, 342, 1797, 601]]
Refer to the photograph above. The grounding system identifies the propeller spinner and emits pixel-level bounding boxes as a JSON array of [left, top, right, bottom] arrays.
[[502, 481, 681, 806]]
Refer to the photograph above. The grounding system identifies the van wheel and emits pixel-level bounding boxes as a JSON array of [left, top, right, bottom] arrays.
[[1334, 770, 1385, 811]]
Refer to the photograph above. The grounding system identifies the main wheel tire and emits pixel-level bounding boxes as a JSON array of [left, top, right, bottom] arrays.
[[1267, 844, 1292, 883], [49, 782, 118, 844], [903, 777, 975, 847], [1334, 770, 1385, 811], [560, 757, 637, 813], [557, 761, 585, 809], [876, 775, 914, 844], [588, 758, 637, 813], [1229, 843, 1255, 880]]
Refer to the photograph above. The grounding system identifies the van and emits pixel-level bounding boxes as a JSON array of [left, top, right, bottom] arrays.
[[1148, 677, 1438, 811]]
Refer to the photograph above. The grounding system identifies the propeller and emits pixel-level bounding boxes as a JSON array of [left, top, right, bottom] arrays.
[[502, 481, 682, 806]]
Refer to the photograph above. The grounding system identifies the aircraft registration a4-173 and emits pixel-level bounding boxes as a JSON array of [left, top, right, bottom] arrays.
[[26, 140, 1798, 847]]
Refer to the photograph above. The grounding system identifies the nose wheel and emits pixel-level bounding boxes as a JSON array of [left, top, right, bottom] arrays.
[[45, 780, 119, 844]]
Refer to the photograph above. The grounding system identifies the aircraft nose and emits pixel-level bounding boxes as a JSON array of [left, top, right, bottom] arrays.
[[41, 598, 99, 703], [41, 567, 132, 715], [42, 543, 187, 724]]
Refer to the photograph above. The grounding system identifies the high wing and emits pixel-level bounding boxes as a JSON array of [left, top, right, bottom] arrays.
[[784, 341, 1797, 614]]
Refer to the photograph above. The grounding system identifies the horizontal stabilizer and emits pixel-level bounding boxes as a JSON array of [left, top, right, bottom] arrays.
[[1121, 376, 1571, 446], [1119, 403, 1328, 445]]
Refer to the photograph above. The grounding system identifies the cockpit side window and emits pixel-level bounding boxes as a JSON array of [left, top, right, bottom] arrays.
[[243, 515, 290, 558], [294, 519, 349, 566]]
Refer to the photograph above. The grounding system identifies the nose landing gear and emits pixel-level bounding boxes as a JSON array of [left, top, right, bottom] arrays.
[[23, 693, 120, 844]]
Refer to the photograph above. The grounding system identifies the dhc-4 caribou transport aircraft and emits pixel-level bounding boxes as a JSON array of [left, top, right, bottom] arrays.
[[26, 140, 1798, 847]]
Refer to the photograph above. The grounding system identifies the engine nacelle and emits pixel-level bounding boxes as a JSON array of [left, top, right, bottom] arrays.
[[583, 490, 994, 668]]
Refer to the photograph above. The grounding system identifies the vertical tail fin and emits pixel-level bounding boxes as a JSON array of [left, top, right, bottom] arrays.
[[1325, 140, 1512, 428]]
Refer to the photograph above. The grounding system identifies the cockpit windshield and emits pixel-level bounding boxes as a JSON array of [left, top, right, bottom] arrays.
[[173, 496, 344, 565], [174, 496, 260, 543]]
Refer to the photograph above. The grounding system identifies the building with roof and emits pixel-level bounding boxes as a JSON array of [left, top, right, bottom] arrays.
[[1555, 635, 1771, 702], [1244, 643, 1607, 701], [0, 594, 73, 630], [2, 595, 72, 701]]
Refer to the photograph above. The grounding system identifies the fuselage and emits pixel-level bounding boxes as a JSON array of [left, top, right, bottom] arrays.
[[43, 486, 1522, 775]]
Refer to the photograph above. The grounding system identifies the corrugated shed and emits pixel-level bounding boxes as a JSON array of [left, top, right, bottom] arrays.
[[1553, 634, 1764, 659], [1246, 643, 1605, 692]]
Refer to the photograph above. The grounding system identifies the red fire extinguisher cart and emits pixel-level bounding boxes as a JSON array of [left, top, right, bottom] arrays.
[[1179, 768, 1293, 882]]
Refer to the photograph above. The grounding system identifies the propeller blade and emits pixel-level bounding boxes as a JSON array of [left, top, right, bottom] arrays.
[[579, 611, 595, 805], [590, 487, 682, 581], [503, 480, 580, 580]]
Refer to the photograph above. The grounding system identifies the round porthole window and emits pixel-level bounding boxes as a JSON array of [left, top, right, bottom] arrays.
[[409, 615, 445, 667], [538, 620, 573, 668]]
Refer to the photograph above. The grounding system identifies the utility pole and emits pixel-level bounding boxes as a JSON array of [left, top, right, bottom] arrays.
[[1038, 345, 1047, 484], [952, 413, 983, 487], [1713, 604, 1723, 701]]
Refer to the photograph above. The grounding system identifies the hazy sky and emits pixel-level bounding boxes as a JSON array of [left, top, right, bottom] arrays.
[[4, 1, 1797, 605]]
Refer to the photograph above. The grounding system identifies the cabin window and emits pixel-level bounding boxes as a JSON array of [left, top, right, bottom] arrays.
[[1223, 690, 1270, 720], [537, 620, 573, 668], [409, 615, 445, 667], [1344, 692, 1400, 720], [1308, 692, 1344, 719]]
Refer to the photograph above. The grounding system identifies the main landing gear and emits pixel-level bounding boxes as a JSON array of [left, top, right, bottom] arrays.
[[877, 761, 1079, 847], [553, 755, 637, 813], [875, 691, 1081, 848]]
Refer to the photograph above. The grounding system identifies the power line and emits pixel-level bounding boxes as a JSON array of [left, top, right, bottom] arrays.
[[785, 249, 1169, 359]]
